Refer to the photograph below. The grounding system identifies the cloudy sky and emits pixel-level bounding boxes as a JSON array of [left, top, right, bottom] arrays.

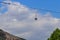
[[0, 0, 60, 40]]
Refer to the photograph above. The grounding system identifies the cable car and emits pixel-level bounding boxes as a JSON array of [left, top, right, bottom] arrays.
[[35, 13, 38, 20], [35, 18, 37, 20]]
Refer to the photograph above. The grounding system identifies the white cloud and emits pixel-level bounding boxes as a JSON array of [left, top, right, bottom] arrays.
[[0, 1, 60, 40]]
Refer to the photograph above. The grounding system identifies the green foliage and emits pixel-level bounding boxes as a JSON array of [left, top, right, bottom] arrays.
[[0, 37, 4, 40], [0, 31, 6, 40], [48, 28, 60, 40]]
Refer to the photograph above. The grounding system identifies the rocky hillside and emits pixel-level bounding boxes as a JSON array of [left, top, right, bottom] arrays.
[[0, 29, 26, 40]]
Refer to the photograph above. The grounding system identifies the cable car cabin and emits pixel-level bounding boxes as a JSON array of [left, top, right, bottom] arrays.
[[35, 18, 37, 20]]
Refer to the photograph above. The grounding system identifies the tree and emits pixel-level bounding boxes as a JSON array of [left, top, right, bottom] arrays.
[[0, 30, 6, 40], [48, 28, 60, 40]]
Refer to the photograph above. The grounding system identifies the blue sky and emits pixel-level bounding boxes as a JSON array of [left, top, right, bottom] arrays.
[[11, 0, 60, 18], [0, 0, 60, 18]]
